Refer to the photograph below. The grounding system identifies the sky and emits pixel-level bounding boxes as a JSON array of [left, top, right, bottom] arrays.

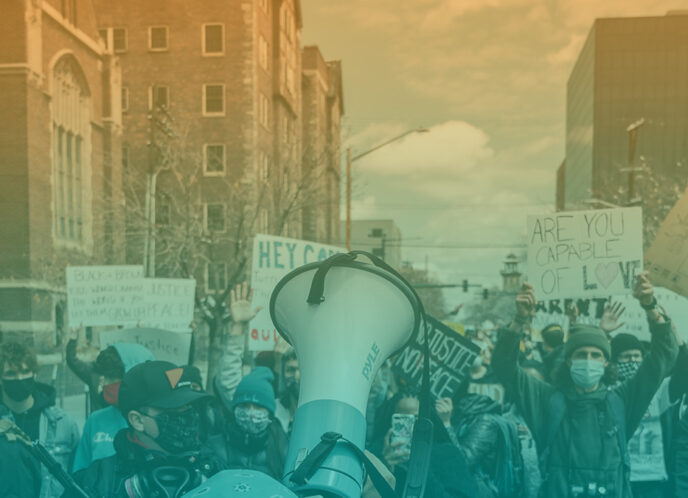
[[300, 0, 688, 310]]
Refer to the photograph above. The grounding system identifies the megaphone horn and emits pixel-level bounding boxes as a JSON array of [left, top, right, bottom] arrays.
[[270, 251, 422, 497]]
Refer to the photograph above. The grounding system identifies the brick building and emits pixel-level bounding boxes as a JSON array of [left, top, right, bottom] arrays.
[[302, 46, 344, 246], [92, 0, 338, 292], [0, 0, 123, 348]]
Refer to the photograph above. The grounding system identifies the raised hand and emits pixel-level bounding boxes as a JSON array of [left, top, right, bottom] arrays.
[[599, 300, 626, 334], [435, 397, 454, 427], [228, 282, 263, 337], [515, 282, 536, 320], [633, 272, 655, 307]]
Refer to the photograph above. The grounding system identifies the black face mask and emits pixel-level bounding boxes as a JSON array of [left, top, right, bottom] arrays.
[[2, 378, 35, 402], [147, 408, 202, 454]]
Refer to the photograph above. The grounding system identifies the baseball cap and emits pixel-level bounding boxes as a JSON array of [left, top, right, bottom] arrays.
[[118, 360, 212, 415]]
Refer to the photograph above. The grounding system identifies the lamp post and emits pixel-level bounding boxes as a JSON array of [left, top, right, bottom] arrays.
[[345, 127, 429, 250], [624, 118, 645, 204]]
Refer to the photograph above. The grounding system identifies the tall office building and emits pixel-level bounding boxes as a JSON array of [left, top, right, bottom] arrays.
[[562, 11, 688, 211]]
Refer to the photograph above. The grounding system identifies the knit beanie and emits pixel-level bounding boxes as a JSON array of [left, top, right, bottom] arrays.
[[231, 366, 276, 414], [564, 324, 611, 359], [611, 333, 644, 362]]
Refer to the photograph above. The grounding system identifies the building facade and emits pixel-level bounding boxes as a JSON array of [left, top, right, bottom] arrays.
[[344, 219, 402, 269], [93, 0, 339, 293], [564, 11, 688, 210], [0, 0, 123, 348], [301, 46, 343, 245]]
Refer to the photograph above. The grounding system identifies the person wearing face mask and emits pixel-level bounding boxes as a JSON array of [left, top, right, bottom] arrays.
[[217, 366, 288, 479], [492, 274, 678, 498], [0, 341, 80, 498], [72, 343, 155, 472], [66, 361, 225, 498], [611, 328, 688, 498]]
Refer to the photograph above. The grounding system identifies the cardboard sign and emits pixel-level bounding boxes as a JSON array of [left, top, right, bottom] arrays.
[[99, 327, 192, 366], [67, 266, 195, 331], [645, 189, 688, 298], [249, 234, 343, 351], [393, 315, 480, 399], [532, 287, 688, 341], [67, 266, 145, 327], [138, 278, 196, 333], [527, 207, 643, 299]]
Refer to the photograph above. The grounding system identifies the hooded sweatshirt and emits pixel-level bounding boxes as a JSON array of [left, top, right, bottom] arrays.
[[72, 343, 154, 471]]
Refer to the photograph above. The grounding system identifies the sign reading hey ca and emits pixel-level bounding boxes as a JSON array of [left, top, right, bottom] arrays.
[[393, 315, 480, 399], [250, 234, 343, 351], [67, 266, 195, 331], [527, 207, 643, 300]]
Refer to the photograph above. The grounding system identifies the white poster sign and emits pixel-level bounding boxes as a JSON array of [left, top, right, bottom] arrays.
[[250, 234, 343, 351], [532, 287, 688, 341], [99, 328, 192, 366], [138, 278, 196, 332], [67, 266, 145, 327], [527, 208, 643, 300]]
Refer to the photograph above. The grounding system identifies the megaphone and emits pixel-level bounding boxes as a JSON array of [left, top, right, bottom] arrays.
[[270, 252, 422, 497]]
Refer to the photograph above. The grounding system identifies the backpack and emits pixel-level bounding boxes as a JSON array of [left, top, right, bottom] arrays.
[[459, 413, 525, 498]]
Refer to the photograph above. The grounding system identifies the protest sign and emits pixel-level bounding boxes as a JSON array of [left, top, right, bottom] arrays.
[[645, 189, 688, 298], [527, 207, 643, 300], [531, 287, 688, 341], [99, 327, 192, 365], [393, 315, 480, 399], [67, 266, 145, 327], [250, 234, 343, 351], [138, 278, 196, 332]]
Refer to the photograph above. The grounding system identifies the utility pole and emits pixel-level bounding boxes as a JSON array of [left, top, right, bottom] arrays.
[[346, 148, 351, 250], [625, 118, 645, 204]]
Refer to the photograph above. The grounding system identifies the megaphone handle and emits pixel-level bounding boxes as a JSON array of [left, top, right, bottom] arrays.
[[290, 432, 399, 498]]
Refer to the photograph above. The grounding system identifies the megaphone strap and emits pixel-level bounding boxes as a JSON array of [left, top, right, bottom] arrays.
[[306, 253, 357, 304], [290, 431, 399, 498]]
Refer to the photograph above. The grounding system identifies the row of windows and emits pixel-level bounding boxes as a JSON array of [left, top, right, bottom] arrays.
[[123, 143, 270, 178], [99, 25, 225, 55], [122, 84, 230, 116]]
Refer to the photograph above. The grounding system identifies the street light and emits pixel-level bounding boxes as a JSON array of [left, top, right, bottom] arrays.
[[346, 127, 429, 250], [623, 118, 645, 204]]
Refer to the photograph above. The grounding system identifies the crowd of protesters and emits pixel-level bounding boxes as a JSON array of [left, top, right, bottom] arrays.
[[1, 273, 687, 497]]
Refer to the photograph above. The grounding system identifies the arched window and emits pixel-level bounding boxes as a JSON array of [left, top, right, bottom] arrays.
[[51, 56, 91, 246]]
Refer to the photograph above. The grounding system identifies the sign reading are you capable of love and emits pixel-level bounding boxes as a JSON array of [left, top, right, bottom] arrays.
[[527, 207, 643, 300]]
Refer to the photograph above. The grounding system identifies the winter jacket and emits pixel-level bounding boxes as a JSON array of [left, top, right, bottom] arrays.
[[72, 343, 154, 472], [65, 429, 226, 498], [0, 437, 42, 498], [220, 418, 288, 479], [492, 320, 678, 498], [1, 382, 80, 498]]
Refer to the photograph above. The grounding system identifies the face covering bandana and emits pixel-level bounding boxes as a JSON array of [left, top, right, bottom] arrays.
[[102, 381, 121, 406], [2, 378, 35, 402], [570, 359, 606, 390], [616, 360, 642, 382], [147, 408, 201, 454], [234, 405, 271, 435]]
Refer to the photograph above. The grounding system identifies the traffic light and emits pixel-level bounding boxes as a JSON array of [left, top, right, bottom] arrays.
[[462, 279, 468, 292], [482, 288, 489, 300]]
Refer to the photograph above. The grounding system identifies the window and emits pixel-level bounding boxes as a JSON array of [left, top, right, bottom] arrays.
[[121, 146, 129, 170], [121, 87, 129, 112], [259, 93, 269, 127], [258, 208, 269, 233], [156, 197, 171, 226], [259, 35, 268, 70], [204, 144, 225, 175], [52, 55, 91, 246], [203, 84, 225, 115], [98, 29, 109, 49], [203, 24, 224, 55], [258, 151, 269, 182], [371, 228, 384, 238], [206, 262, 227, 292], [205, 203, 225, 232], [149, 85, 169, 109], [149, 26, 169, 51], [113, 28, 127, 52]]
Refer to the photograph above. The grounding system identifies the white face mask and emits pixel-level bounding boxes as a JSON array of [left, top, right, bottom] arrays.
[[234, 406, 271, 435], [570, 359, 605, 389]]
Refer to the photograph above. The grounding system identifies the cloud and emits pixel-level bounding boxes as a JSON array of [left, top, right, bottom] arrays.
[[546, 34, 586, 66]]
